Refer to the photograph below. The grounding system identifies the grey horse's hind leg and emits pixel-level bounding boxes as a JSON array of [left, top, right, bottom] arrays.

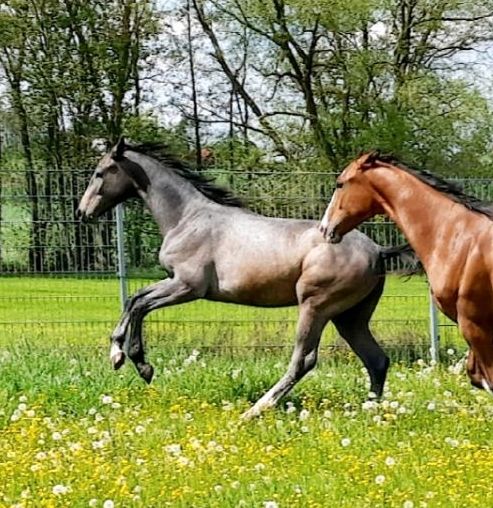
[[110, 278, 197, 382], [332, 278, 389, 397], [241, 303, 329, 420]]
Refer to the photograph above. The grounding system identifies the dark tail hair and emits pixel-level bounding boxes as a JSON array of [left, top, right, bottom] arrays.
[[379, 244, 422, 276]]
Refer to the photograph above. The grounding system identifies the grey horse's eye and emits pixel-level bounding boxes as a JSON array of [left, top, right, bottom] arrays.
[[95, 172, 103, 179]]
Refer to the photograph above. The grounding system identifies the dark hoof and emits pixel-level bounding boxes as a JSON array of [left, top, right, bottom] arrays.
[[139, 364, 154, 384], [111, 352, 126, 370]]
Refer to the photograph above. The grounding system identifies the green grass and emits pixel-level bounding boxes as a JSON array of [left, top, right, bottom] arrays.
[[0, 274, 482, 507], [0, 274, 461, 352], [0, 346, 489, 507]]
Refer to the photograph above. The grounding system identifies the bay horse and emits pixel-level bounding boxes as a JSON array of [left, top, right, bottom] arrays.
[[320, 151, 493, 392], [78, 139, 411, 418]]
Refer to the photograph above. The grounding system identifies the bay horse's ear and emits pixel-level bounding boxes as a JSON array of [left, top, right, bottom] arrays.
[[111, 137, 126, 161], [359, 150, 380, 170]]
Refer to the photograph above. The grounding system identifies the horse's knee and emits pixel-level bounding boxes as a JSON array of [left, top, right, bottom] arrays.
[[303, 350, 318, 373]]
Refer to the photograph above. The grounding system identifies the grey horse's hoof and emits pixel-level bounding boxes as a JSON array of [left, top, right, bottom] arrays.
[[111, 352, 126, 370], [139, 364, 154, 384]]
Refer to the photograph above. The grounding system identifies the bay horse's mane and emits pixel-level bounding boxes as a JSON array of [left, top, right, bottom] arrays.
[[371, 153, 493, 220], [124, 142, 245, 208]]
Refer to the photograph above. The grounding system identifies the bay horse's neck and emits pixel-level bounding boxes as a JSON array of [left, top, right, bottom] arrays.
[[132, 155, 208, 236], [367, 166, 472, 269]]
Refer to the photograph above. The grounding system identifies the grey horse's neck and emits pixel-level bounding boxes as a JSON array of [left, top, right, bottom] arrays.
[[126, 151, 210, 236]]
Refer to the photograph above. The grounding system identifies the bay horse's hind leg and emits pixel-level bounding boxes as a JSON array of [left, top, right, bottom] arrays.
[[332, 278, 389, 397], [241, 302, 329, 420]]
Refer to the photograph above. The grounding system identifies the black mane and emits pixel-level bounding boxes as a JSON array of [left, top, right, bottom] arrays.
[[124, 142, 245, 208], [375, 154, 493, 220]]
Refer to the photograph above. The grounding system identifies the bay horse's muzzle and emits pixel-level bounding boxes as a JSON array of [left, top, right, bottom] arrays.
[[318, 222, 343, 244]]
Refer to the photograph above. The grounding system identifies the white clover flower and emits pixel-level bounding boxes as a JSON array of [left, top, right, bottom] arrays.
[[299, 409, 310, 421], [362, 400, 377, 411], [35, 450, 47, 460], [300, 425, 309, 433], [340, 438, 351, 447], [111, 402, 121, 410], [375, 475, 386, 485], [165, 443, 182, 455], [403, 501, 414, 508], [52, 484, 70, 495], [103, 500, 115, 508], [18, 403, 27, 412], [10, 410, 21, 422], [52, 432, 62, 441], [87, 426, 98, 435], [323, 410, 332, 418], [385, 456, 396, 467], [286, 405, 296, 414], [214, 484, 223, 493], [231, 481, 240, 489], [101, 395, 113, 405], [92, 440, 105, 450], [390, 401, 399, 409], [447, 348, 455, 356], [19, 395, 28, 403], [254, 463, 266, 472], [134, 425, 145, 434], [69, 442, 82, 452], [88, 499, 98, 507], [444, 437, 459, 448], [26, 409, 35, 418], [88, 408, 97, 416], [427, 402, 436, 411], [264, 502, 279, 508]]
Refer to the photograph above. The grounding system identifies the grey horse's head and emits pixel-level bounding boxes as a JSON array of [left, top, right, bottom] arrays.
[[77, 138, 149, 221]]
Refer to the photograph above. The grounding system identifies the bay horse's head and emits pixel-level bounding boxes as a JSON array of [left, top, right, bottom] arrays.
[[319, 151, 385, 243], [77, 138, 149, 221]]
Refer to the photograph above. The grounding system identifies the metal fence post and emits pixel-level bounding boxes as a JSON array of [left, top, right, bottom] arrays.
[[428, 286, 440, 362], [115, 204, 128, 311]]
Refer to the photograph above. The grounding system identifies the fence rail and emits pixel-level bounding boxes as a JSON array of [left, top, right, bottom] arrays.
[[0, 166, 485, 356]]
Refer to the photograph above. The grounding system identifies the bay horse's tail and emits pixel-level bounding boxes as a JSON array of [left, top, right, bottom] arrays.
[[379, 244, 422, 275]]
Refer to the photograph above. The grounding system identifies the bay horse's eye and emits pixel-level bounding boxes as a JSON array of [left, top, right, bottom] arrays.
[[336, 182, 343, 189]]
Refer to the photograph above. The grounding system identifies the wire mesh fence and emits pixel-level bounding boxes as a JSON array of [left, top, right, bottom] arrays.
[[1, 165, 488, 355]]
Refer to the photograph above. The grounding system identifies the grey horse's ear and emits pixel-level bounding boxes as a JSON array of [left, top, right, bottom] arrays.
[[111, 137, 126, 161]]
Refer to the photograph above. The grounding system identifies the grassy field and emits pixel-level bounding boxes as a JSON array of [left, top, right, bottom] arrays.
[[0, 347, 490, 508], [0, 274, 461, 351], [1, 274, 482, 508]]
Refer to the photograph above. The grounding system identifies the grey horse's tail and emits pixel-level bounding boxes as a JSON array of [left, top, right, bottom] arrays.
[[379, 244, 422, 275]]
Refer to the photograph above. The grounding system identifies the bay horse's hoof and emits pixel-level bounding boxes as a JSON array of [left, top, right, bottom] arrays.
[[139, 363, 154, 384], [111, 351, 126, 370]]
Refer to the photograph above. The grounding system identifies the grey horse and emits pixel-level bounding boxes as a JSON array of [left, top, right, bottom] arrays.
[[77, 139, 410, 419]]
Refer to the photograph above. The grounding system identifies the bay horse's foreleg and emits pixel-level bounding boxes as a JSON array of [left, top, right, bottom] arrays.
[[110, 278, 197, 381], [332, 280, 389, 397], [241, 303, 328, 420]]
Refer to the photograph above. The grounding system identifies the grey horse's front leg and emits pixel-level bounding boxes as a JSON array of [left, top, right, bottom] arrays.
[[241, 304, 328, 420], [110, 277, 196, 382]]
